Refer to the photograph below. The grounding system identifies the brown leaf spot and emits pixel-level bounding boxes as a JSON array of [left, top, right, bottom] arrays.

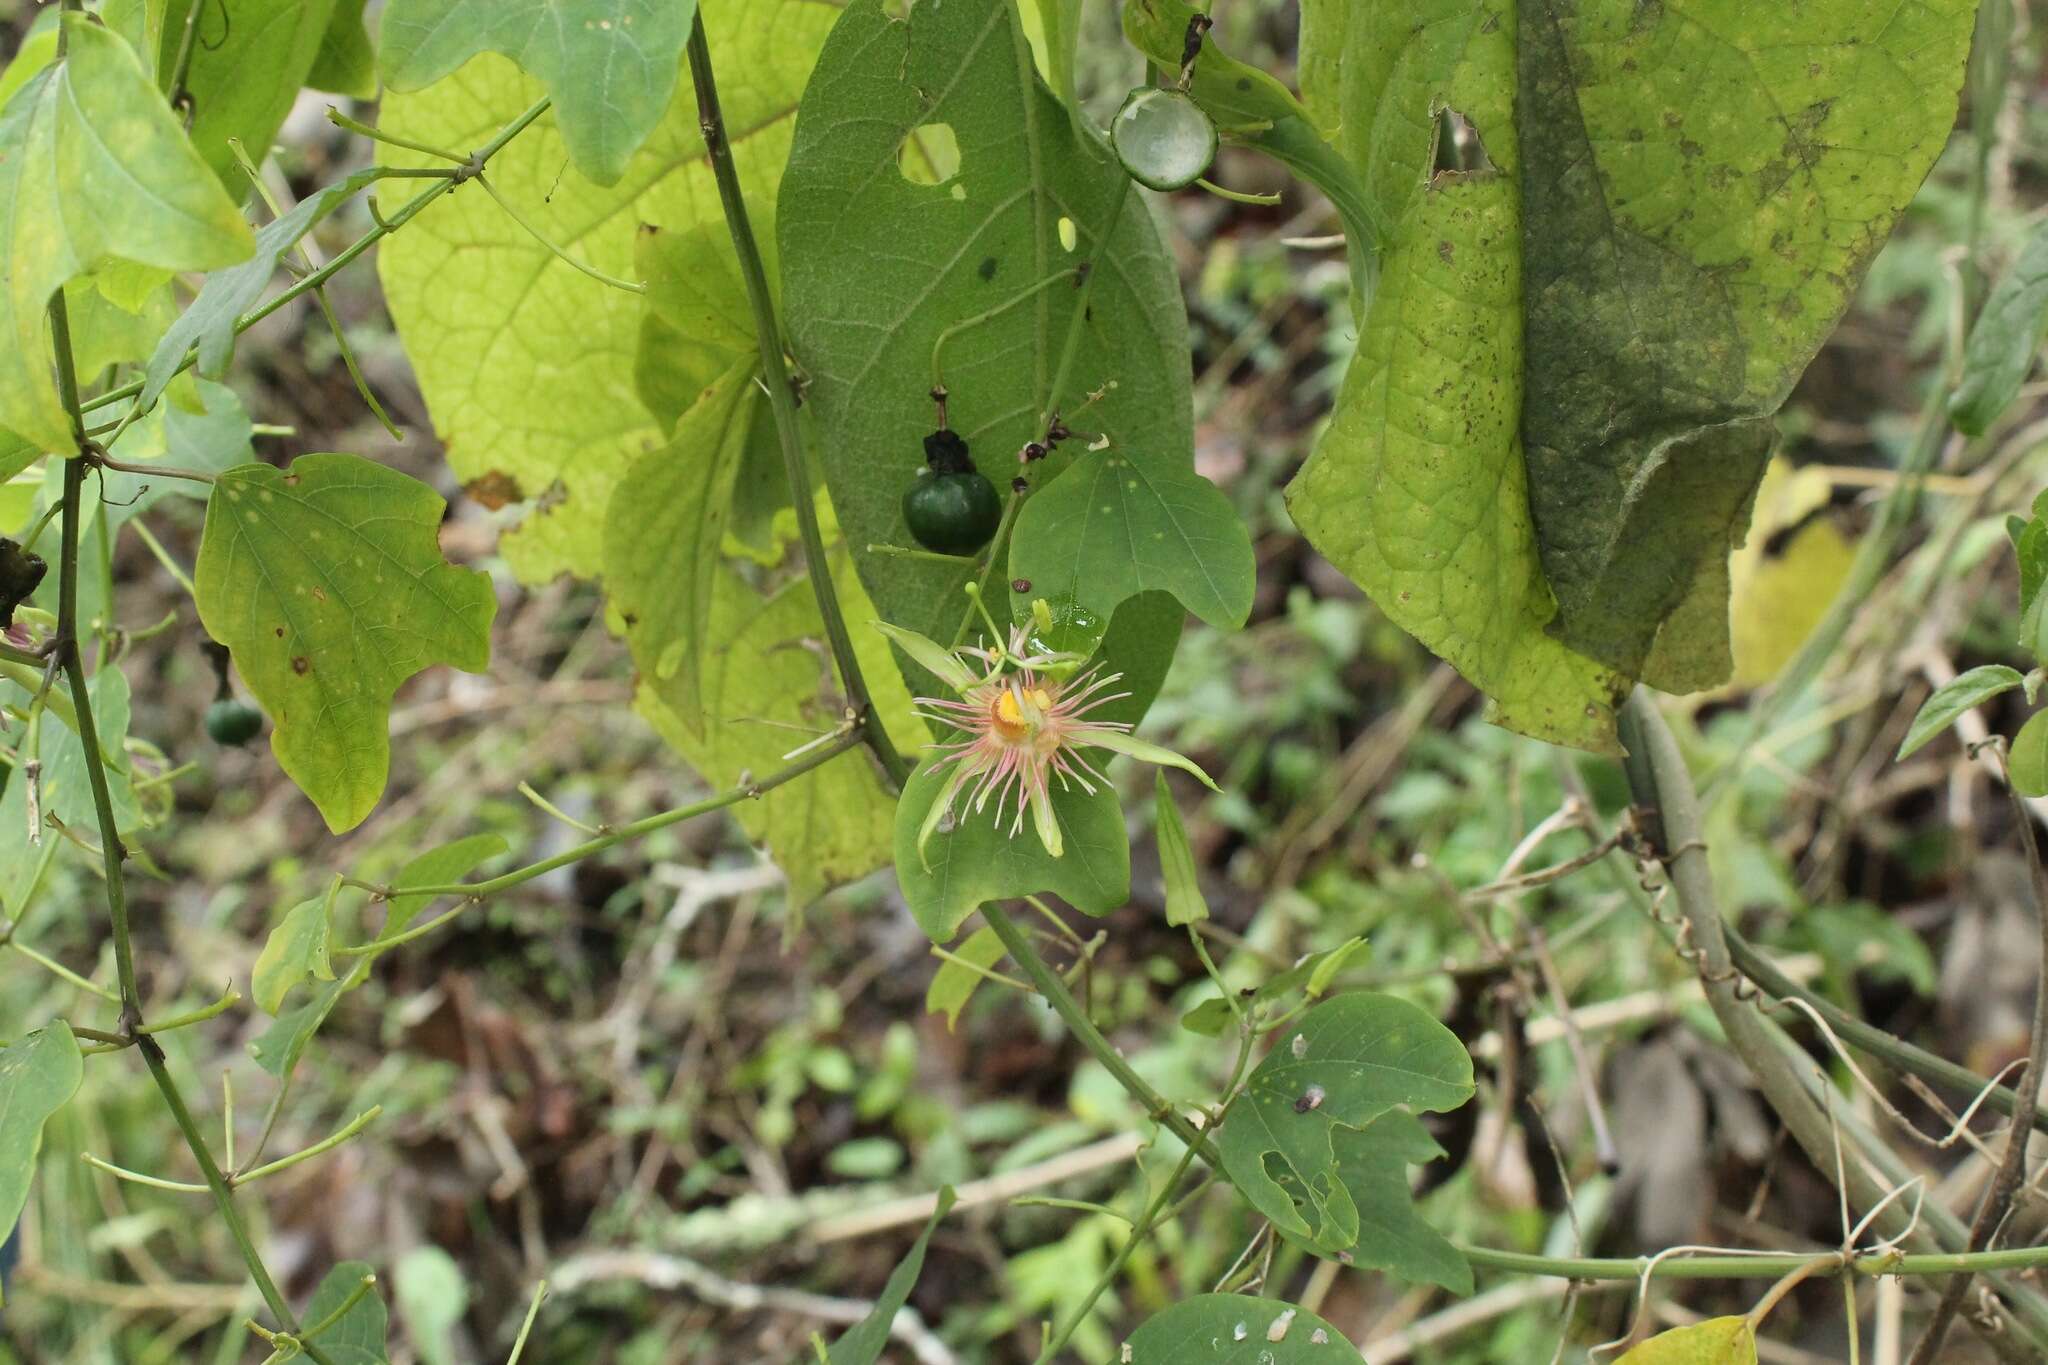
[[291, 656, 311, 676], [465, 470, 526, 510]]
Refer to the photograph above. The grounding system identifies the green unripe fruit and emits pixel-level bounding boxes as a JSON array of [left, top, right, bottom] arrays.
[[903, 429, 1002, 556], [205, 698, 264, 747], [1111, 87, 1217, 192]]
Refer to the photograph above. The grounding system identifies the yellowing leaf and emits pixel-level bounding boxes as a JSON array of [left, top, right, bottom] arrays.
[[378, 0, 836, 583], [195, 454, 497, 833], [0, 16, 253, 455], [1729, 462, 1856, 688], [1616, 1317, 1758, 1365]]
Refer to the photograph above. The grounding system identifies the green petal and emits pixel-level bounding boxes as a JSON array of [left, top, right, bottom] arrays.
[[1030, 779, 1065, 859], [1085, 731, 1220, 791], [876, 621, 979, 694]]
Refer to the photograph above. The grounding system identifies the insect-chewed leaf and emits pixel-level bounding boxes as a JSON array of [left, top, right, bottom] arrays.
[[0, 1023, 83, 1260], [195, 453, 497, 834], [780, 0, 1191, 715], [1216, 993, 1472, 1252], [1292, 1109, 1470, 1292], [1124, 1295, 1364, 1363], [893, 756, 1129, 945], [302, 1260, 392, 1365], [380, 0, 697, 186], [1616, 1317, 1758, 1365], [1011, 450, 1253, 634], [379, 0, 832, 583], [0, 15, 253, 455]]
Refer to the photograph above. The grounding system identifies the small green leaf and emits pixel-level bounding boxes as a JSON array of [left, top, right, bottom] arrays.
[[2011, 710, 2048, 798], [926, 924, 1008, 1030], [195, 453, 497, 832], [394, 1246, 468, 1365], [1294, 1110, 1470, 1292], [0, 1023, 83, 1258], [894, 757, 1130, 944], [2012, 508, 2048, 616], [253, 893, 335, 1016], [1898, 665, 2025, 760], [1180, 996, 1238, 1037], [1615, 1317, 1757, 1365], [158, 0, 341, 189], [0, 15, 254, 455], [826, 1187, 957, 1365], [143, 169, 383, 409], [1953, 222, 2048, 436], [1112, 88, 1218, 192], [1155, 771, 1207, 926], [1125, 1295, 1365, 1363], [1216, 993, 1473, 1251], [303, 1260, 392, 1365], [876, 621, 980, 695], [1011, 451, 1254, 633], [379, 0, 698, 186]]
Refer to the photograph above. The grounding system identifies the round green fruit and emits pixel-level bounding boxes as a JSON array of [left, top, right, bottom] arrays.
[[1111, 87, 1218, 192], [206, 699, 265, 747], [904, 468, 1002, 556]]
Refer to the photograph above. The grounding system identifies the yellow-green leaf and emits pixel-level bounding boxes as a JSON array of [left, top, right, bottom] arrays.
[[1616, 1317, 1758, 1365], [926, 924, 1006, 1031], [195, 453, 497, 833]]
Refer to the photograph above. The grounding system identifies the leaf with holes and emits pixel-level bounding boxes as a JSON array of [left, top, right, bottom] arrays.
[[0, 15, 253, 455], [1125, 1295, 1364, 1363], [1216, 993, 1472, 1252], [379, 0, 831, 583], [1010, 450, 1253, 634], [780, 0, 1191, 714], [1289, 1109, 1470, 1292], [380, 0, 697, 186], [0, 1023, 82, 1265], [893, 755, 1129, 944], [195, 453, 497, 833], [302, 1261, 391, 1365]]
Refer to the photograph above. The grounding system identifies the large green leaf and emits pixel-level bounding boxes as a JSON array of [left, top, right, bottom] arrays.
[[194, 453, 497, 833], [779, 0, 1192, 711], [892, 754, 1130, 944], [379, 0, 698, 186], [158, 0, 340, 189], [1516, 0, 1973, 689], [1285, 5, 1621, 751], [0, 15, 253, 456], [378, 0, 832, 583], [0, 1023, 83, 1261], [1126, 1295, 1365, 1364], [1216, 993, 1472, 1252], [634, 537, 921, 909]]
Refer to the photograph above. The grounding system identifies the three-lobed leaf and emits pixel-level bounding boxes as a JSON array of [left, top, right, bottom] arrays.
[[1216, 992, 1472, 1252], [0, 15, 253, 455], [195, 453, 497, 833], [1899, 665, 2025, 760], [380, 0, 698, 186], [0, 1023, 83, 1265], [1125, 1294, 1364, 1363]]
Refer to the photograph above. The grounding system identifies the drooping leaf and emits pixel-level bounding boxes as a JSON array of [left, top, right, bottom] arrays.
[[925, 923, 1007, 1031], [253, 892, 336, 1015], [2009, 709, 2048, 798], [1283, 9, 1623, 753], [0, 15, 253, 455], [194, 453, 498, 833], [1615, 1317, 1757, 1365], [1293, 1109, 1470, 1292], [142, 169, 384, 409], [1515, 0, 1974, 689], [253, 835, 507, 1077], [157, 0, 340, 189], [380, 0, 698, 187], [302, 1261, 392, 1365], [893, 756, 1130, 945], [1954, 221, 2048, 436], [1010, 450, 1253, 634], [379, 0, 834, 582], [825, 1187, 956, 1365], [1125, 1295, 1365, 1364], [1216, 993, 1472, 1251], [604, 357, 758, 726], [634, 536, 920, 909], [1154, 771, 1207, 927], [779, 0, 1192, 714], [1899, 666, 2025, 761], [0, 1023, 83, 1257]]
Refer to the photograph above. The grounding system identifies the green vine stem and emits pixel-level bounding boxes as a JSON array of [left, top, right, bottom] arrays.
[[685, 12, 908, 789]]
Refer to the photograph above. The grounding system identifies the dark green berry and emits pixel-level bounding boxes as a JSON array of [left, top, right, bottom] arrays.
[[205, 699, 265, 747], [904, 429, 1002, 556]]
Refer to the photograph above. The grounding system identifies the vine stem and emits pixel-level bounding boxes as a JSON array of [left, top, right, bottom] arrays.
[[685, 13, 907, 788]]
